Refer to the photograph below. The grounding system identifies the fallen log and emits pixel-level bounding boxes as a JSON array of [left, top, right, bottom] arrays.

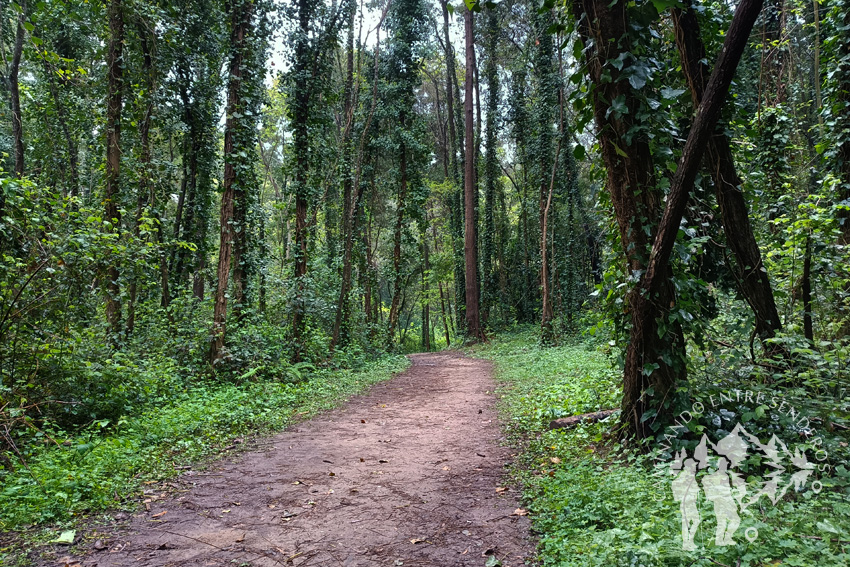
[[549, 409, 618, 430]]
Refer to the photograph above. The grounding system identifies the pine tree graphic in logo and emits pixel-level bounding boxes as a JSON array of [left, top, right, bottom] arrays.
[[670, 423, 816, 550]]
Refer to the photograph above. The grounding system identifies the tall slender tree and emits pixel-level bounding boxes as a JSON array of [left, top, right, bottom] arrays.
[[210, 0, 260, 364], [104, 0, 124, 343], [463, 2, 483, 341]]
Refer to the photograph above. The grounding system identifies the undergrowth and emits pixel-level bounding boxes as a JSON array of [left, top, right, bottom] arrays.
[[0, 355, 408, 535], [475, 329, 850, 567]]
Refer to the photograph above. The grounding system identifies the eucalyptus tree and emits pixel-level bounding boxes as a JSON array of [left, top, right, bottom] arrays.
[[379, 0, 428, 346], [571, 0, 764, 437], [287, 0, 348, 361], [481, 2, 499, 326], [210, 0, 269, 365], [462, 0, 483, 341], [104, 0, 124, 343], [3, 0, 26, 179]]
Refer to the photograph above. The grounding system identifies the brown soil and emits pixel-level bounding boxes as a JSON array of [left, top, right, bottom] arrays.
[[50, 352, 534, 567]]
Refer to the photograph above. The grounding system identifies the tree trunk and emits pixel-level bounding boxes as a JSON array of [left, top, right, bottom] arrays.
[[291, 0, 312, 362], [127, 23, 156, 336], [210, 0, 254, 365], [40, 49, 78, 196], [422, 228, 431, 351], [440, 0, 466, 332], [673, 5, 783, 345], [623, 0, 764, 437], [331, 1, 357, 350], [387, 120, 408, 346], [9, 0, 26, 178], [104, 0, 124, 343], [837, 7, 850, 243], [802, 235, 814, 343], [463, 6, 482, 342]]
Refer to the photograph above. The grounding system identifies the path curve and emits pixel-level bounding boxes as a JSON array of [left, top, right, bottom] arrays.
[[61, 352, 533, 567]]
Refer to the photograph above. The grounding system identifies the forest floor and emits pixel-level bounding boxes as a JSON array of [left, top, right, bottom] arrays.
[[37, 352, 533, 567]]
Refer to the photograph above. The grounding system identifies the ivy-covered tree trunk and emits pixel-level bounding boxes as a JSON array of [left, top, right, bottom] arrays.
[[104, 0, 124, 343], [421, 227, 431, 351], [534, 9, 557, 344], [291, 0, 312, 362], [463, 5, 483, 342], [127, 23, 156, 335], [440, 0, 466, 332], [572, 0, 685, 436], [8, 0, 26, 178], [481, 5, 499, 327], [331, 0, 357, 350], [673, 4, 783, 345], [387, 126, 408, 346], [573, 0, 763, 437], [836, 2, 850, 244], [210, 0, 255, 364]]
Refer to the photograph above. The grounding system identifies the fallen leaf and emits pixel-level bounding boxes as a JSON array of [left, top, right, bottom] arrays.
[[52, 530, 76, 545], [292, 481, 301, 485], [442, 466, 450, 471], [151, 510, 167, 518], [410, 537, 426, 544], [57, 556, 81, 567], [221, 509, 231, 514], [495, 487, 507, 493], [550, 457, 561, 464], [268, 504, 277, 509], [512, 508, 528, 516], [93, 540, 107, 551], [235, 533, 246, 543]]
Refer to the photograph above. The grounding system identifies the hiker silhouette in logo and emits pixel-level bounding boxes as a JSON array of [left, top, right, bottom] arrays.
[[701, 456, 741, 546], [671, 451, 701, 551]]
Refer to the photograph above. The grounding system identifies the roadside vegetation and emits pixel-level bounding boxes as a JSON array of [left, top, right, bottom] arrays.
[[477, 329, 850, 566]]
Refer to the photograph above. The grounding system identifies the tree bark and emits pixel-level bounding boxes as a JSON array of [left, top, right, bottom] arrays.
[[127, 23, 156, 335], [440, 0, 466, 331], [210, 0, 254, 365], [9, 0, 26, 178], [463, 5, 482, 342], [672, 5, 783, 344], [104, 0, 124, 343], [624, 0, 764, 437], [330, 0, 357, 350], [291, 0, 312, 362], [387, 118, 408, 346]]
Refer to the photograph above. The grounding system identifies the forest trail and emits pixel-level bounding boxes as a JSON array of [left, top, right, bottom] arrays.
[[62, 352, 533, 567]]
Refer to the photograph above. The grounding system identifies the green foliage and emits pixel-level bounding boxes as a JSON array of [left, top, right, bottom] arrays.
[[476, 331, 850, 566]]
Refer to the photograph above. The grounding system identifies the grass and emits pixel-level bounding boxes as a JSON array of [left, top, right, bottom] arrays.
[[473, 329, 850, 567], [0, 354, 409, 543]]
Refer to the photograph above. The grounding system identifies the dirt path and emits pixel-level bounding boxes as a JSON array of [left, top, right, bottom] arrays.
[[57, 352, 533, 567]]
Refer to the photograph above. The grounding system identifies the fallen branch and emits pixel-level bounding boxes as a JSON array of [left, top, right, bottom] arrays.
[[549, 409, 617, 430]]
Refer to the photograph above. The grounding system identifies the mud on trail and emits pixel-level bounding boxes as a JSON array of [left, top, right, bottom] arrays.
[[50, 352, 533, 567]]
